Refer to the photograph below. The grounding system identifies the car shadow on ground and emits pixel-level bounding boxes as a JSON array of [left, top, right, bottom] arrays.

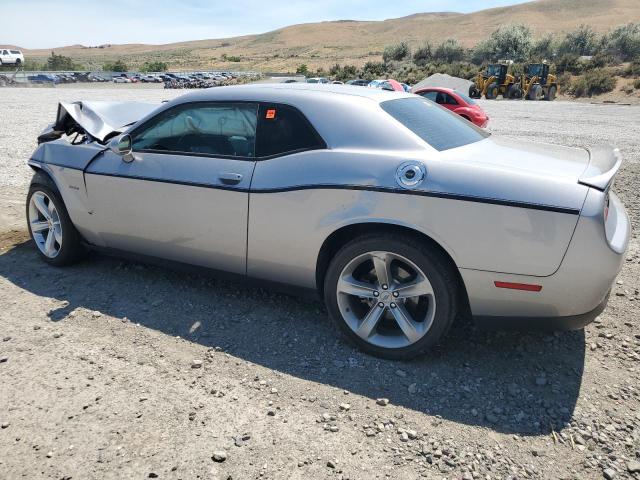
[[0, 237, 586, 436]]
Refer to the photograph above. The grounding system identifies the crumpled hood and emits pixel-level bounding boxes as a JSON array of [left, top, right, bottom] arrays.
[[39, 101, 159, 143]]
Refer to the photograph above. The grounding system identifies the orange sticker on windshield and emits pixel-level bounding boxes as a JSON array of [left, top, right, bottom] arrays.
[[266, 109, 276, 119]]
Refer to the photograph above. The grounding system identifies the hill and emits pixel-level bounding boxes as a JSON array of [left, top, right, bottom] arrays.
[[18, 0, 640, 72]]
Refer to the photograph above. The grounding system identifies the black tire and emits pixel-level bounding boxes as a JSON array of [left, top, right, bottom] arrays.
[[15, 58, 21, 66], [507, 84, 522, 99], [323, 233, 459, 360], [468, 85, 481, 99], [528, 84, 543, 101], [485, 83, 498, 100], [545, 85, 557, 101], [26, 171, 86, 266]]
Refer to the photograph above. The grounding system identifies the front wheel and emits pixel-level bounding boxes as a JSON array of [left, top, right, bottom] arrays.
[[324, 234, 459, 360], [485, 83, 498, 100], [26, 173, 86, 266]]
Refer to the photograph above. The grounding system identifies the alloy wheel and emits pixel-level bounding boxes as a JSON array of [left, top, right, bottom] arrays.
[[28, 191, 63, 258], [336, 251, 436, 349]]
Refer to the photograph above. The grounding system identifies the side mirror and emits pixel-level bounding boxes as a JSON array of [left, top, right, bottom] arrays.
[[110, 134, 134, 163]]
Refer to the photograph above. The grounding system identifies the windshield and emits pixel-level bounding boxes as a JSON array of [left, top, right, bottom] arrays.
[[527, 64, 544, 76], [487, 65, 502, 77], [381, 97, 489, 151], [454, 90, 476, 105]]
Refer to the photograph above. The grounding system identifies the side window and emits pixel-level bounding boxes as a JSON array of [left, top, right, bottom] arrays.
[[419, 91, 438, 102], [256, 104, 325, 157], [1, 50, 7, 55], [443, 94, 459, 105], [132, 102, 258, 158]]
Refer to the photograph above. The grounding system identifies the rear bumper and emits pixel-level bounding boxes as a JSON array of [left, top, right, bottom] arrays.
[[474, 291, 610, 331], [460, 187, 630, 323]]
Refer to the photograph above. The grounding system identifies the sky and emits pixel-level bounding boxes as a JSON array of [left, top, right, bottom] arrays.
[[3, 0, 532, 49]]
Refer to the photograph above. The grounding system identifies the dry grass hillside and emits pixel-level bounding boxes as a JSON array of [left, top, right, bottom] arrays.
[[19, 0, 640, 72]]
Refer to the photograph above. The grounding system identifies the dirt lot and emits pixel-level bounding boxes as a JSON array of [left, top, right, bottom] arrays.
[[0, 86, 639, 480]]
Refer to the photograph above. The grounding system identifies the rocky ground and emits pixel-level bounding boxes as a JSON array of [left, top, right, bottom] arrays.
[[0, 86, 639, 480]]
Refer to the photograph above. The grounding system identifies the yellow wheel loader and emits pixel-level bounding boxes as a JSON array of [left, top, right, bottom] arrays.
[[468, 64, 516, 100], [516, 63, 558, 101]]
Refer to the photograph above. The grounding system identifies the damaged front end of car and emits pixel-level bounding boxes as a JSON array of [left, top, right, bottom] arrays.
[[37, 101, 158, 145]]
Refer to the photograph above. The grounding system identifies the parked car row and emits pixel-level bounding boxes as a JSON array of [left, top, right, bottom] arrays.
[[27, 72, 109, 84], [111, 71, 239, 84]]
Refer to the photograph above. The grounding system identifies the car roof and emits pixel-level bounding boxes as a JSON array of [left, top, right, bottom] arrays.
[[146, 83, 426, 153], [413, 86, 455, 94], [176, 82, 414, 105]]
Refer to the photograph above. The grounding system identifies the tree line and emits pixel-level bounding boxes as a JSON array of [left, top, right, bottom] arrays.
[[310, 23, 640, 96]]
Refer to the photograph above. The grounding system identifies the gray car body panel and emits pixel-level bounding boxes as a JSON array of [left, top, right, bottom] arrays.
[[27, 84, 630, 322]]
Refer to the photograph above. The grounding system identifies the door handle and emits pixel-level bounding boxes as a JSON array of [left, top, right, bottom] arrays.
[[219, 172, 243, 185]]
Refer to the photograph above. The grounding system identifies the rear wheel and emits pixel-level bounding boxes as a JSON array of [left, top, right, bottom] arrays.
[[528, 84, 543, 101], [545, 85, 557, 101], [324, 234, 458, 360], [485, 83, 498, 100], [507, 84, 522, 99], [27, 172, 85, 266], [468, 85, 481, 99]]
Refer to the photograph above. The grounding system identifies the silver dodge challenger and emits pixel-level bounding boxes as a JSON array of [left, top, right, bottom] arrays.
[[26, 84, 630, 359]]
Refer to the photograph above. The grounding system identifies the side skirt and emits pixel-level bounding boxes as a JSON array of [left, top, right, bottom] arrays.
[[82, 242, 321, 301]]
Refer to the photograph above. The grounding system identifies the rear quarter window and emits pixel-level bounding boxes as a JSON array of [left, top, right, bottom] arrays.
[[381, 97, 488, 151], [256, 104, 325, 157]]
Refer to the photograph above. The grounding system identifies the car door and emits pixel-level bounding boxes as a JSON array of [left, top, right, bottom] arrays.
[[84, 101, 258, 275], [440, 93, 460, 112]]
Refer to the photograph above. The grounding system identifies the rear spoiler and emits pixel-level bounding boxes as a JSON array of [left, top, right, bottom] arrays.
[[578, 145, 622, 191]]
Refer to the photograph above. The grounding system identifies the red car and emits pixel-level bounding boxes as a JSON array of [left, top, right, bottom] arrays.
[[412, 87, 489, 128]]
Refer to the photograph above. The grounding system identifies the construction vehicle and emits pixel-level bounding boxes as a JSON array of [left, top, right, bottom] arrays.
[[468, 63, 517, 100], [512, 63, 558, 101]]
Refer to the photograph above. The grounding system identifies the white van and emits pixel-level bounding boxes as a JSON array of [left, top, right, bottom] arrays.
[[0, 49, 25, 66]]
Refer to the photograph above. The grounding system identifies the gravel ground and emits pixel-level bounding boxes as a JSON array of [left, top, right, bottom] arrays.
[[0, 86, 639, 480]]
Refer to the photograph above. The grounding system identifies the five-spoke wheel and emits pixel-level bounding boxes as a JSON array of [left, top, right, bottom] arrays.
[[325, 234, 458, 359], [27, 172, 85, 266], [336, 251, 436, 349], [28, 191, 63, 258]]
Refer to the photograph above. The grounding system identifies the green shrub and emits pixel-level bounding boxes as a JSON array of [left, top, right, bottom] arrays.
[[383, 42, 410, 63], [433, 39, 465, 63], [329, 64, 357, 81], [569, 69, 616, 97], [622, 61, 640, 77], [296, 64, 309, 75], [103, 59, 128, 72], [221, 54, 241, 62], [361, 61, 386, 79], [412, 44, 433, 66], [559, 24, 599, 56], [634, 78, 640, 89], [603, 23, 640, 61], [46, 52, 80, 71], [141, 61, 167, 72], [530, 34, 557, 61]]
